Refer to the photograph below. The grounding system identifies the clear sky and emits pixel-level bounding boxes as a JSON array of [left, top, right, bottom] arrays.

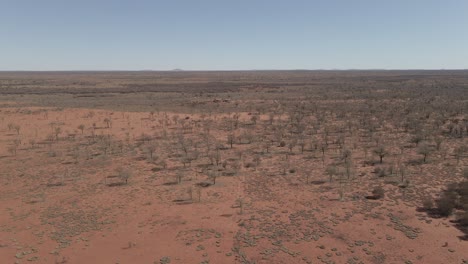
[[1, 0, 467, 70]]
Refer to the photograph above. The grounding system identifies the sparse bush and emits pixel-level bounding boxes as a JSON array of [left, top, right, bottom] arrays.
[[422, 197, 434, 211], [410, 134, 423, 146], [436, 195, 455, 217], [459, 211, 468, 226], [244, 162, 255, 168], [374, 167, 387, 177], [463, 167, 468, 180], [371, 186, 385, 199]]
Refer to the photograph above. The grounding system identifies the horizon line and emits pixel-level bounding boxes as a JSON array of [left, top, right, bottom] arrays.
[[1, 68, 468, 72]]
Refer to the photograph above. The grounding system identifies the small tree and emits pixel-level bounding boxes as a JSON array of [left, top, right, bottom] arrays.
[[434, 136, 443, 151], [78, 124, 85, 134], [373, 145, 387, 164], [287, 139, 297, 154], [29, 139, 36, 149], [262, 140, 270, 154], [208, 170, 217, 185], [320, 143, 327, 163], [454, 145, 466, 164], [341, 149, 352, 164], [236, 198, 245, 215], [195, 187, 202, 202], [298, 138, 306, 153], [399, 165, 406, 182], [325, 165, 337, 183], [13, 125, 21, 135], [410, 134, 423, 146], [54, 127, 62, 141], [253, 155, 261, 167], [187, 187, 193, 201], [146, 142, 157, 161], [417, 142, 431, 163], [250, 115, 258, 125], [7, 145, 17, 156], [214, 149, 221, 166], [227, 134, 234, 149], [344, 159, 353, 179], [116, 167, 131, 185], [280, 155, 289, 175], [176, 171, 183, 184], [104, 118, 112, 128]]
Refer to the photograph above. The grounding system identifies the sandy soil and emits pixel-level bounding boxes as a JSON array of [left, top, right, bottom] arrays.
[[0, 106, 467, 264]]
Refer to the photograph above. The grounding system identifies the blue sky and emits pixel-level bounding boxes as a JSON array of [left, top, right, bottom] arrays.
[[1, 0, 467, 70]]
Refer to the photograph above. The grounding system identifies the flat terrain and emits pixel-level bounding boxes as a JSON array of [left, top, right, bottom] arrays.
[[0, 71, 467, 264]]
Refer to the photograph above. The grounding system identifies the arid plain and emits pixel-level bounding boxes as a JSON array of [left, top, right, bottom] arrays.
[[0, 71, 467, 264]]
